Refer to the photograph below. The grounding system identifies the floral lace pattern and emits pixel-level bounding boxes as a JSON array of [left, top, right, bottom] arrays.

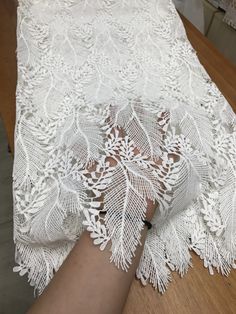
[[13, 0, 236, 296]]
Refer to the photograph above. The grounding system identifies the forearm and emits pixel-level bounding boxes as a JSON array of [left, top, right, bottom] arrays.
[[26, 226, 148, 314], [27, 135, 156, 314]]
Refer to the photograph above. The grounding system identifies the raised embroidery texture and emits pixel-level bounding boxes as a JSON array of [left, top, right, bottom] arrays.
[[13, 0, 236, 296]]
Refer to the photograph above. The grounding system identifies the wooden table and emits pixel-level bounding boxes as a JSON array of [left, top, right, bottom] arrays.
[[0, 2, 236, 313], [0, 0, 17, 153]]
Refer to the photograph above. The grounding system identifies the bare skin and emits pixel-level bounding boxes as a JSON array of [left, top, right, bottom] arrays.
[[26, 124, 170, 314], [26, 211, 154, 314], [26, 164, 156, 314]]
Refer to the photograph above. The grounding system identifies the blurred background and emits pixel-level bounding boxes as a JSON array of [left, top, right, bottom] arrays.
[[174, 0, 236, 64]]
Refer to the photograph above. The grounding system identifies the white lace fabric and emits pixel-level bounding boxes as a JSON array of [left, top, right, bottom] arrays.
[[13, 0, 236, 296]]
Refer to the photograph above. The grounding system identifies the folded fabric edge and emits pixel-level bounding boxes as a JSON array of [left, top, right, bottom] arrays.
[[13, 218, 236, 298]]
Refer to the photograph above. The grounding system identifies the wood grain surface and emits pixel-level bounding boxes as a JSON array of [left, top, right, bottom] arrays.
[[0, 2, 235, 313], [0, 0, 16, 153]]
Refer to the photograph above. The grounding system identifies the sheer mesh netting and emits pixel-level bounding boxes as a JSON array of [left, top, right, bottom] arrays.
[[13, 0, 236, 297]]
